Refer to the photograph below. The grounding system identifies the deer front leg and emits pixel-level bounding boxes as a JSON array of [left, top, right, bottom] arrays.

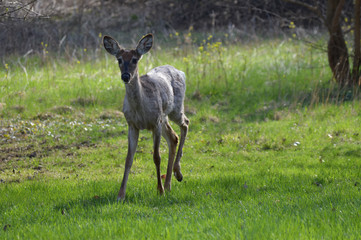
[[153, 125, 164, 195], [118, 125, 139, 202]]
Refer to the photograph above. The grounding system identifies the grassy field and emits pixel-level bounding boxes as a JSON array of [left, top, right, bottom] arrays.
[[1, 34, 361, 239]]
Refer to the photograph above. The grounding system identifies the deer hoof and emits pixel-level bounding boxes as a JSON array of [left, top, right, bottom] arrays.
[[158, 185, 165, 195], [174, 171, 183, 182], [164, 183, 171, 191], [117, 191, 126, 203]]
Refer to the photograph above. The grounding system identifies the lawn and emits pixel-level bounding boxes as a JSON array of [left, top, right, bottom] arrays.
[[1, 34, 361, 239]]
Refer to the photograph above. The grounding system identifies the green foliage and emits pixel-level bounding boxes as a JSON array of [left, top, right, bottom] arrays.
[[1, 36, 361, 239]]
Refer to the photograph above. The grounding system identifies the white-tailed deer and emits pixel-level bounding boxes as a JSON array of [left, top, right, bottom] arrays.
[[103, 34, 189, 201]]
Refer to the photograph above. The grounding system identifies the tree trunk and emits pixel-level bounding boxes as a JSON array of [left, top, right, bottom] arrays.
[[326, 0, 350, 87], [353, 0, 361, 85]]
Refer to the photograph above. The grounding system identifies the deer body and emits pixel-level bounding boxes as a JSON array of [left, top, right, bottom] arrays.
[[123, 65, 186, 130], [103, 34, 189, 201]]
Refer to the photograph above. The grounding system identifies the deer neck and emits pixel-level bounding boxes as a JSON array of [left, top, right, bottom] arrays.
[[125, 70, 143, 108]]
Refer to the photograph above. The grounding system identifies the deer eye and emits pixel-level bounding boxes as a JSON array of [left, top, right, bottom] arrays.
[[118, 58, 123, 64], [132, 59, 138, 64]]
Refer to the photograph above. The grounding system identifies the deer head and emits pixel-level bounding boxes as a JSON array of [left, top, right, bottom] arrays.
[[103, 34, 153, 83]]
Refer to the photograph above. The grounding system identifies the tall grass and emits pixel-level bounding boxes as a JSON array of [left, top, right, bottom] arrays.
[[1, 33, 337, 121]]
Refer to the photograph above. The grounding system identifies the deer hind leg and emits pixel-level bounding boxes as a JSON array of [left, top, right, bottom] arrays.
[[153, 125, 164, 195], [161, 120, 179, 191], [118, 125, 139, 202], [173, 114, 189, 182]]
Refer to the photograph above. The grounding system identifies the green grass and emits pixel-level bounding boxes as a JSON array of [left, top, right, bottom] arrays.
[[1, 36, 361, 239]]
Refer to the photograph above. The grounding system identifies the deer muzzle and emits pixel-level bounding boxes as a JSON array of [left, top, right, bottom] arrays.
[[121, 72, 131, 83]]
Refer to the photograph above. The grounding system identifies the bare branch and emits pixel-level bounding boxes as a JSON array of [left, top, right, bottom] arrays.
[[283, 0, 325, 23], [23, 1, 36, 20], [22, 7, 50, 19], [0, 0, 38, 17]]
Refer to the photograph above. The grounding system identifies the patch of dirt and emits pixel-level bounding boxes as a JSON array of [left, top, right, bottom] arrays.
[[71, 97, 97, 107], [99, 110, 124, 120], [200, 115, 219, 123], [209, 116, 220, 123], [185, 106, 197, 116], [51, 106, 74, 114], [0, 141, 97, 162], [0, 117, 124, 164], [0, 103, 6, 111], [191, 90, 202, 101], [33, 112, 60, 120], [11, 105, 25, 113]]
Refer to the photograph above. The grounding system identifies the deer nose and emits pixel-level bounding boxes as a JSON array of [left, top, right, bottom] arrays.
[[121, 73, 130, 83]]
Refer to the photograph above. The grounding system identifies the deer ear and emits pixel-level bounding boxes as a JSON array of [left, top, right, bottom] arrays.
[[103, 36, 121, 56], [136, 34, 153, 55]]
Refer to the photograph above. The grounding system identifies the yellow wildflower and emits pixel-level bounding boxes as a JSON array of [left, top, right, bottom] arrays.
[[289, 22, 295, 29]]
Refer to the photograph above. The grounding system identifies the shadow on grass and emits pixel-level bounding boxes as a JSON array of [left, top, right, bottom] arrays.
[[211, 82, 361, 122], [320, 145, 361, 158], [53, 176, 247, 212], [52, 171, 345, 213]]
